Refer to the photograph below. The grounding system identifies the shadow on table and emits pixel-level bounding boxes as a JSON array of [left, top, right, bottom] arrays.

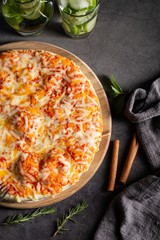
[[47, 21, 66, 38]]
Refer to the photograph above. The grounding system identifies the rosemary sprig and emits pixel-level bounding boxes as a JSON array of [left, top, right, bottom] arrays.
[[2, 207, 56, 225], [53, 201, 88, 237]]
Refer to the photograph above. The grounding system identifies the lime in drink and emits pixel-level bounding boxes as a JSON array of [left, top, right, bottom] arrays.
[[57, 0, 99, 38], [2, 0, 54, 36]]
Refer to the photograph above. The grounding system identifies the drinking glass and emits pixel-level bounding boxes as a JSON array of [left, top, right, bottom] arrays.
[[57, 0, 100, 38], [2, 0, 54, 36]]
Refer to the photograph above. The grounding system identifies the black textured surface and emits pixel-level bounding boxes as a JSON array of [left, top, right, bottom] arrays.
[[0, 0, 158, 239]]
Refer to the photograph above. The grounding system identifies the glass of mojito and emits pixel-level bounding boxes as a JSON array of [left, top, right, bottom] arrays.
[[2, 0, 54, 36], [57, 0, 100, 38]]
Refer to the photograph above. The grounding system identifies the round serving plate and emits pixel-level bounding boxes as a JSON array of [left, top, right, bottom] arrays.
[[0, 41, 111, 208]]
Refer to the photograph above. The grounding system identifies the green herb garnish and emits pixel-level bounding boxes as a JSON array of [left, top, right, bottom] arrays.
[[110, 75, 125, 97], [109, 75, 130, 115], [53, 201, 88, 237], [2, 207, 56, 225]]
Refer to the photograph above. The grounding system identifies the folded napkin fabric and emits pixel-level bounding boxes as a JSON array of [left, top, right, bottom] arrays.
[[94, 172, 160, 240], [124, 78, 160, 170], [94, 79, 160, 240]]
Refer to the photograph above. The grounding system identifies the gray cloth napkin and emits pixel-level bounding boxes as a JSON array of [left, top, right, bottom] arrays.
[[94, 79, 160, 240], [124, 78, 160, 170]]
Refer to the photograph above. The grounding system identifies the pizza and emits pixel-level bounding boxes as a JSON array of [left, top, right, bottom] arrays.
[[0, 49, 103, 202]]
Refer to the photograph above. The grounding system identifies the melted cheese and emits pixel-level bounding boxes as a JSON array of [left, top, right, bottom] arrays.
[[0, 49, 103, 202]]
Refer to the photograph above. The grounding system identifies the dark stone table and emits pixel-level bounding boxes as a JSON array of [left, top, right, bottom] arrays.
[[0, 0, 159, 239]]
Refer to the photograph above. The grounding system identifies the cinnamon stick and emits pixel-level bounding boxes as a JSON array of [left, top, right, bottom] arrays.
[[107, 140, 120, 191], [120, 133, 139, 184]]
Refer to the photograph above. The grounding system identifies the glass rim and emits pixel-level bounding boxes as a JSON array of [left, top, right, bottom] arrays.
[[59, 0, 100, 17]]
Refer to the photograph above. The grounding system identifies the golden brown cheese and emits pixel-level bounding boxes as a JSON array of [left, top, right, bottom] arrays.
[[0, 49, 103, 202]]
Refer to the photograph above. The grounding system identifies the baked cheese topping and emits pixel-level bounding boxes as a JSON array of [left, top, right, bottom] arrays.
[[0, 49, 103, 202]]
